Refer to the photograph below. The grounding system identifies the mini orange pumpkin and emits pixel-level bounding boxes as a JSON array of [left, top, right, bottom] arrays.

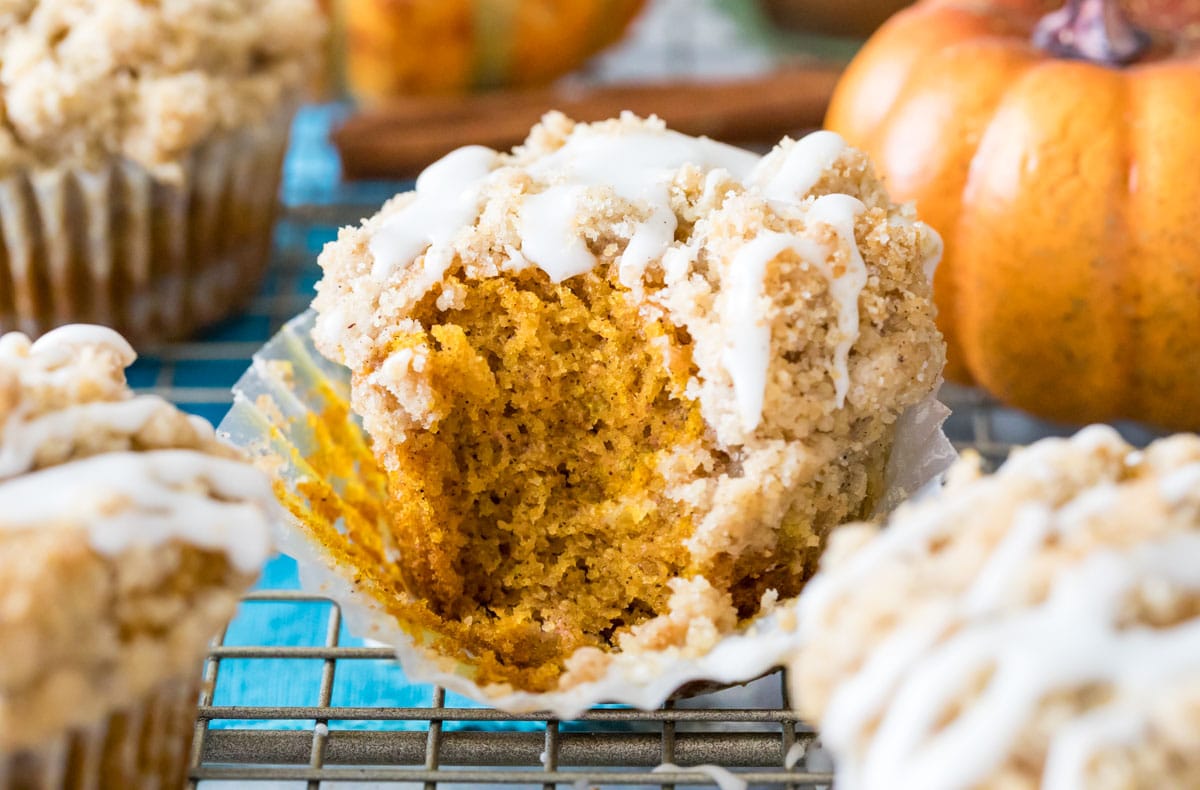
[[826, 0, 1200, 429], [335, 0, 646, 101]]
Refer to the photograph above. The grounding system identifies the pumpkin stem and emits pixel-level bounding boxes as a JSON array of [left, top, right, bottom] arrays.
[[1033, 0, 1150, 65]]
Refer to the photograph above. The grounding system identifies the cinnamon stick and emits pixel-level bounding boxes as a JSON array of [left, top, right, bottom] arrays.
[[333, 64, 843, 180]]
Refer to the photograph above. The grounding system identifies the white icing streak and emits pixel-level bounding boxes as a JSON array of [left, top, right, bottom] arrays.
[[723, 232, 823, 433], [721, 195, 867, 428], [0, 449, 276, 572], [1161, 464, 1200, 504], [802, 426, 1200, 790], [805, 195, 868, 408], [754, 130, 847, 201], [855, 535, 1200, 790], [962, 504, 1051, 615], [368, 145, 497, 281], [519, 128, 758, 287], [0, 323, 274, 574], [517, 185, 595, 283], [654, 763, 748, 790], [29, 324, 136, 366], [1, 324, 137, 367], [0, 395, 165, 478]]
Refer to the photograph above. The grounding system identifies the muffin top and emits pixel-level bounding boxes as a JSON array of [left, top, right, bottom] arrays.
[[0, 0, 325, 174], [315, 112, 943, 462], [0, 324, 279, 750], [792, 425, 1200, 790]]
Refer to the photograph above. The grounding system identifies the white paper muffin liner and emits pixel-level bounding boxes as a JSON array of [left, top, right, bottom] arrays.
[[0, 676, 199, 789], [220, 310, 956, 718], [0, 108, 294, 344]]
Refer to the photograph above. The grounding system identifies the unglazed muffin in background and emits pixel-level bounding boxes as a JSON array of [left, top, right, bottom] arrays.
[[307, 112, 945, 695], [0, 0, 325, 343], [793, 425, 1200, 790], [0, 325, 278, 788]]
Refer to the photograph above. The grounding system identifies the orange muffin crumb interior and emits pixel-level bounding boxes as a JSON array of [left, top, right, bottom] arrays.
[[380, 270, 704, 688]]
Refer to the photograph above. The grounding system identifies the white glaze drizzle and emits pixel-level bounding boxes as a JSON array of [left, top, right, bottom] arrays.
[[722, 232, 824, 433], [365, 126, 881, 430], [720, 194, 867, 427], [1, 324, 140, 399], [1160, 463, 1200, 504], [798, 428, 1127, 630], [802, 426, 1200, 790], [0, 332, 27, 356], [517, 184, 595, 283], [1041, 707, 1146, 789], [368, 145, 498, 281], [1, 324, 137, 379], [518, 128, 758, 286], [962, 504, 1052, 615], [0, 449, 276, 572], [28, 324, 136, 366], [0, 395, 165, 479], [753, 130, 848, 202], [860, 535, 1200, 790], [654, 763, 748, 790], [819, 606, 953, 756]]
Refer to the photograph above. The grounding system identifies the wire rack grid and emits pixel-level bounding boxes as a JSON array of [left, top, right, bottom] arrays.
[[187, 592, 820, 790]]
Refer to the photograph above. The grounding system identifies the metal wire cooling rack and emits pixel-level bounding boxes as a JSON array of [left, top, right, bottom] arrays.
[[187, 592, 817, 789]]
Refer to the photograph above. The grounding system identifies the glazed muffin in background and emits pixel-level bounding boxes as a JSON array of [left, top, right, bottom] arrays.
[[793, 425, 1200, 790], [310, 112, 944, 693], [0, 0, 325, 343], [0, 325, 278, 788]]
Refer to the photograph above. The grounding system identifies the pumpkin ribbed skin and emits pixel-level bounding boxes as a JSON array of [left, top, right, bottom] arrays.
[[827, 0, 1200, 429], [341, 0, 645, 100]]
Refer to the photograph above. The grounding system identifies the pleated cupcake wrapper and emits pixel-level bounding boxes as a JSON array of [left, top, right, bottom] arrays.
[[220, 310, 957, 718], [0, 676, 199, 790], [0, 109, 293, 343]]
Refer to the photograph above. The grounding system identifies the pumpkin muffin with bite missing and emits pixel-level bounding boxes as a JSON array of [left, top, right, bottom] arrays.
[[311, 112, 944, 693]]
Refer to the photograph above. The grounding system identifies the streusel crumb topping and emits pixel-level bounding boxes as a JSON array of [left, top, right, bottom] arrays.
[[0, 0, 325, 174]]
